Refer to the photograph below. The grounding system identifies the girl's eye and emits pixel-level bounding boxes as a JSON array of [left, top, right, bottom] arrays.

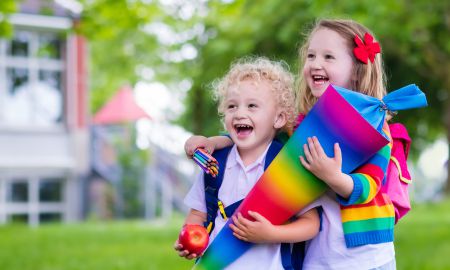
[[227, 104, 236, 110], [325, 54, 335, 60], [249, 104, 258, 108], [307, 53, 315, 59]]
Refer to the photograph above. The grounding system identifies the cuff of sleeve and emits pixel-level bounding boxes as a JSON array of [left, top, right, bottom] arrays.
[[219, 132, 232, 140], [184, 198, 207, 213], [338, 174, 363, 206]]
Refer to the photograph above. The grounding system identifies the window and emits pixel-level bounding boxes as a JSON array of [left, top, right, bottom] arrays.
[[38, 33, 62, 59], [9, 214, 29, 223], [7, 67, 29, 95], [7, 180, 28, 202], [8, 31, 29, 57], [39, 213, 62, 223], [39, 178, 63, 202], [1, 30, 65, 128], [3, 175, 66, 225]]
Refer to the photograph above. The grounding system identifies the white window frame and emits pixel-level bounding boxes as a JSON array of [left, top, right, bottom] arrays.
[[0, 15, 70, 132], [0, 170, 68, 226]]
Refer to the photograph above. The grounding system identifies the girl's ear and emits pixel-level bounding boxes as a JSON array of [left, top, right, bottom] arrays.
[[274, 111, 287, 129]]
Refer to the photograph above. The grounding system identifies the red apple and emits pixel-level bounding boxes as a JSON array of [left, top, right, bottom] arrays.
[[178, 224, 209, 254]]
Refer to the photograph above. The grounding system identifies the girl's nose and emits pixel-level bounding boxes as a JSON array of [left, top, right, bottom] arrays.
[[310, 58, 323, 70]]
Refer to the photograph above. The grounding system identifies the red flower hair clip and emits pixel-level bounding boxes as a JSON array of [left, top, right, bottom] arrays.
[[353, 33, 381, 64]]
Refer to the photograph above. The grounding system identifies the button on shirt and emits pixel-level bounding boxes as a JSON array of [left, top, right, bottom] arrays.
[[184, 144, 284, 270]]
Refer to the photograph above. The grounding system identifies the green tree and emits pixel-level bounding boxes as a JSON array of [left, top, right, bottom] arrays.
[[116, 125, 148, 218], [0, 0, 17, 37], [77, 0, 204, 114]]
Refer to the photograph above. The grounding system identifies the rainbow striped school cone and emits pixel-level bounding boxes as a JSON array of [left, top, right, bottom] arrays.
[[194, 84, 427, 270]]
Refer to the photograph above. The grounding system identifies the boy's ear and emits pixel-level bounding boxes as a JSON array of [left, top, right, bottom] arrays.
[[273, 111, 287, 129]]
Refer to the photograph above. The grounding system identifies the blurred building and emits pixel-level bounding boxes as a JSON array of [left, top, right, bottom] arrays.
[[0, 0, 88, 225], [89, 86, 195, 221], [89, 86, 150, 219]]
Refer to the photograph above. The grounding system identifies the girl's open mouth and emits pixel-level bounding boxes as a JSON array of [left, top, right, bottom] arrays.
[[312, 75, 329, 85]]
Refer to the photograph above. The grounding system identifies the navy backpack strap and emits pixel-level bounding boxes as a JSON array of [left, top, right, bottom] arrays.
[[203, 146, 233, 234], [290, 242, 305, 270], [288, 206, 322, 270], [264, 139, 284, 169], [280, 243, 294, 270], [223, 199, 243, 218], [280, 227, 306, 270]]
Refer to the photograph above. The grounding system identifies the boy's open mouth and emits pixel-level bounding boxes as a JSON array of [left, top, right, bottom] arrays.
[[234, 124, 253, 136], [312, 75, 329, 85]]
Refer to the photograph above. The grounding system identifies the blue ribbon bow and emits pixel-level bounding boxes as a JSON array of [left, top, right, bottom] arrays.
[[333, 84, 428, 134]]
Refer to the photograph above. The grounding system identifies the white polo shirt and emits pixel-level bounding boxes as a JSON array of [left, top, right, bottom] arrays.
[[184, 144, 284, 270], [300, 190, 395, 270]]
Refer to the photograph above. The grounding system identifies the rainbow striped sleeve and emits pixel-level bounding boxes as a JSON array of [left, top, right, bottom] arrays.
[[337, 122, 395, 247], [340, 122, 392, 206]]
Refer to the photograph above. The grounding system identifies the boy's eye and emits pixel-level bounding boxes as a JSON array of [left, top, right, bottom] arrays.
[[248, 104, 258, 108], [325, 54, 335, 59]]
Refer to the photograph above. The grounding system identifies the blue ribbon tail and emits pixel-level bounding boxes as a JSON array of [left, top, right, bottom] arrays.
[[383, 84, 428, 111]]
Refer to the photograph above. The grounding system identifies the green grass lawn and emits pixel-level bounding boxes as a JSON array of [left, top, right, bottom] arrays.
[[0, 200, 449, 270], [0, 217, 192, 270], [395, 199, 450, 270]]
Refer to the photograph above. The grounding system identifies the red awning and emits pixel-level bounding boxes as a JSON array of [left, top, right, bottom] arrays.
[[92, 85, 151, 125]]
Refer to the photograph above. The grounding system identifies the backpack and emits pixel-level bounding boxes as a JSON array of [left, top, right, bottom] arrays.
[[203, 140, 304, 270], [381, 123, 413, 223]]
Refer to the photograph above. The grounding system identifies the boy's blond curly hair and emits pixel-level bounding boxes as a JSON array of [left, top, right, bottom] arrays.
[[212, 56, 297, 132]]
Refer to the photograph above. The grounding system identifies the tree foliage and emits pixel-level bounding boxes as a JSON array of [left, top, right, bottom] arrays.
[[4, 1, 448, 153], [77, 0, 202, 113], [75, 0, 449, 190], [178, 0, 450, 157], [0, 0, 17, 38], [71, 0, 449, 151], [6, 1, 444, 191]]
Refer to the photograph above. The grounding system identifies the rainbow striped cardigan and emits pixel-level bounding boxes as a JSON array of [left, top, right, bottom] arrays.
[[338, 122, 394, 247]]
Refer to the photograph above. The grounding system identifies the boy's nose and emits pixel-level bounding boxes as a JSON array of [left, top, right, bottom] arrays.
[[233, 108, 247, 119]]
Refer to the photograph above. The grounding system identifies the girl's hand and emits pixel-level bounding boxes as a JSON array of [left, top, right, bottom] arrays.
[[300, 137, 354, 198], [184, 135, 215, 158], [229, 211, 275, 243], [299, 137, 342, 184], [173, 239, 200, 260]]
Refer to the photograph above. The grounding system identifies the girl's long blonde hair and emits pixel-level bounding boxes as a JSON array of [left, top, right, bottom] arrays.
[[297, 19, 386, 113]]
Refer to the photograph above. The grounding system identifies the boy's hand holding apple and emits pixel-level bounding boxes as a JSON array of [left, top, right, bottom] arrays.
[[174, 224, 209, 259]]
